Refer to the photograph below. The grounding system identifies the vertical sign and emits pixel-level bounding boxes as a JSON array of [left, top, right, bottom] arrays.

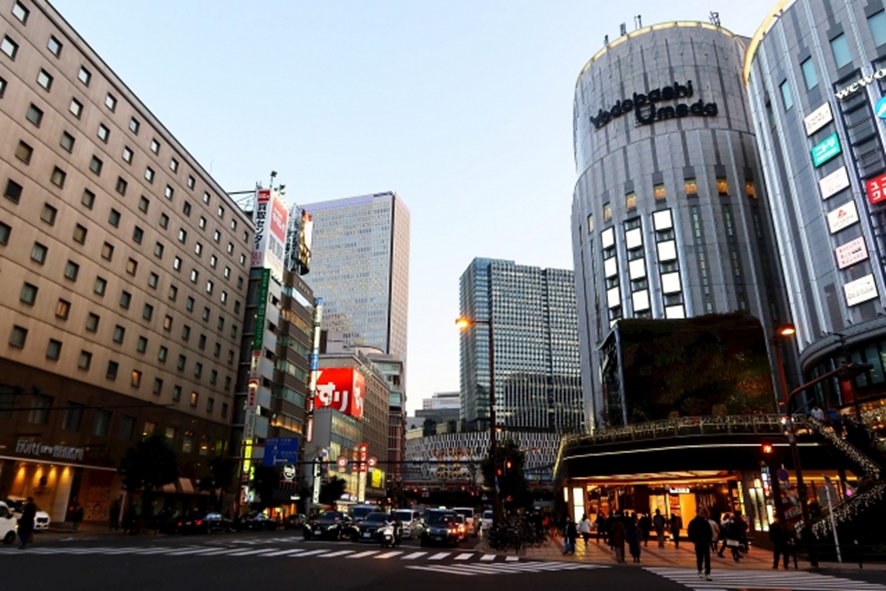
[[811, 133, 842, 167], [252, 189, 289, 283], [244, 269, 271, 444], [866, 172, 886, 205]]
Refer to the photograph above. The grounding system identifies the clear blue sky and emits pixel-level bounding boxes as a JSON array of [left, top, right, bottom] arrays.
[[54, 0, 777, 414]]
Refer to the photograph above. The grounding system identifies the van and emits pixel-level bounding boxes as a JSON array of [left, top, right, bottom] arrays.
[[452, 507, 477, 537]]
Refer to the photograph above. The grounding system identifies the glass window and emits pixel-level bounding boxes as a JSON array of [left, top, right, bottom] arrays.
[[37, 69, 53, 90], [602, 202, 612, 223], [93, 409, 111, 436], [86, 313, 99, 332], [148, 272, 158, 288], [119, 415, 135, 440], [0, 221, 10, 245], [779, 80, 793, 111], [94, 276, 107, 296], [625, 191, 637, 210], [717, 177, 729, 196], [40, 203, 56, 225], [800, 58, 818, 90], [47, 36, 62, 57], [106, 360, 118, 380], [746, 180, 757, 199], [145, 167, 154, 182], [151, 139, 160, 154], [142, 304, 153, 321], [139, 196, 149, 213], [173, 256, 182, 271], [28, 394, 53, 425], [163, 315, 172, 330], [26, 103, 43, 126], [81, 189, 95, 209], [20, 282, 37, 304], [159, 213, 169, 229], [63, 403, 84, 431], [1, 36, 19, 60], [46, 339, 62, 360], [109, 208, 121, 227], [98, 124, 110, 142], [172, 385, 181, 402], [871, 11, 886, 47], [11, 1, 29, 23], [154, 380, 165, 397], [69, 98, 83, 118], [30, 241, 47, 264], [137, 336, 148, 353], [55, 299, 70, 319], [60, 131, 75, 152], [15, 141, 32, 163], [129, 117, 140, 134], [165, 185, 174, 200], [73, 224, 87, 244], [159, 346, 168, 362], [183, 431, 194, 452], [131, 370, 141, 387], [89, 156, 103, 175], [132, 226, 143, 244], [78, 66, 91, 86], [830, 34, 851, 68], [154, 242, 164, 258], [685, 178, 698, 196], [120, 290, 131, 309], [116, 177, 127, 195], [105, 94, 117, 111], [64, 260, 79, 281], [203, 192, 211, 204], [5, 179, 22, 203], [9, 325, 27, 348], [187, 175, 195, 189], [79, 350, 93, 370], [113, 325, 125, 343], [170, 158, 178, 172]]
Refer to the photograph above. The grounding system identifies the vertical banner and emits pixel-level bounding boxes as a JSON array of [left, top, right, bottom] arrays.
[[252, 189, 288, 282]]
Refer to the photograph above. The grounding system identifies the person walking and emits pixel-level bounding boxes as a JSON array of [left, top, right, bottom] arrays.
[[562, 516, 577, 556], [595, 512, 607, 543], [638, 513, 651, 547], [109, 498, 120, 531], [670, 512, 683, 548], [769, 517, 791, 569], [653, 509, 666, 548], [71, 503, 84, 533], [688, 508, 713, 581], [609, 512, 627, 563], [722, 516, 742, 562], [18, 497, 37, 549], [707, 511, 720, 552], [734, 511, 749, 553], [578, 514, 592, 547], [627, 515, 642, 563]]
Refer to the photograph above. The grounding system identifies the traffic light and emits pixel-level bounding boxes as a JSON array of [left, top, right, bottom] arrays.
[[761, 442, 775, 456], [505, 459, 513, 471]]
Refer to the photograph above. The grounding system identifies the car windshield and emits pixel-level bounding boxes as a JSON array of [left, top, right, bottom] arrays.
[[317, 512, 343, 522], [363, 513, 390, 524], [454, 509, 474, 518], [393, 511, 414, 521], [351, 507, 376, 518], [483, 511, 493, 519], [428, 512, 456, 526]]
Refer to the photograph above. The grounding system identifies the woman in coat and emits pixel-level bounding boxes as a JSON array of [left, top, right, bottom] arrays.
[[609, 512, 627, 563]]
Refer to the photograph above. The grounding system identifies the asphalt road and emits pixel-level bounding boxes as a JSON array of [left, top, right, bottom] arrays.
[[3, 530, 886, 591]]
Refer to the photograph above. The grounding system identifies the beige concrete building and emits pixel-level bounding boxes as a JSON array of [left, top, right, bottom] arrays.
[[0, 0, 253, 523]]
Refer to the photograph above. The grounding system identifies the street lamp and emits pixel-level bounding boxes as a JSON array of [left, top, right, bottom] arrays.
[[770, 323, 796, 414], [456, 316, 502, 526]]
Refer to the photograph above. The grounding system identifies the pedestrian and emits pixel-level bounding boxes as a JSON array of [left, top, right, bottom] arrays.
[[595, 512, 607, 544], [18, 496, 36, 549], [638, 513, 651, 547], [562, 516, 577, 556], [653, 509, 666, 548], [670, 512, 683, 548], [578, 513, 592, 547], [688, 508, 713, 581], [109, 499, 120, 531], [627, 515, 641, 563], [769, 517, 791, 569], [734, 511, 749, 553], [72, 503, 84, 533], [707, 511, 720, 552], [810, 403, 825, 422], [717, 514, 732, 557], [609, 512, 626, 563], [722, 516, 742, 562]]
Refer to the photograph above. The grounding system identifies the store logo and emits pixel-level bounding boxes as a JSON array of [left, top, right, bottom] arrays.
[[877, 97, 886, 119], [589, 80, 718, 130], [15, 439, 84, 461], [835, 68, 886, 100]]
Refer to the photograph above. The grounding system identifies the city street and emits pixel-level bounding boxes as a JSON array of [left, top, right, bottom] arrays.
[[3, 530, 886, 591]]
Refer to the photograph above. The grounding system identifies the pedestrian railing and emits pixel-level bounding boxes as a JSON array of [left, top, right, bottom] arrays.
[[797, 416, 881, 478]]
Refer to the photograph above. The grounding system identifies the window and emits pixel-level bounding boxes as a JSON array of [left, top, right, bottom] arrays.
[[158, 346, 168, 362], [165, 185, 174, 200], [214, 231, 222, 243], [183, 431, 194, 452], [81, 189, 95, 209], [123, 146, 133, 163], [216, 316, 224, 330], [168, 285, 178, 301], [97, 123, 110, 143], [26, 103, 43, 126], [64, 260, 79, 281], [625, 191, 637, 210], [830, 34, 851, 69], [224, 376, 231, 391], [801, 58, 818, 90], [5, 179, 22, 203], [221, 403, 229, 418], [242, 231, 249, 243], [217, 206, 225, 219], [78, 350, 92, 370], [28, 394, 53, 425], [194, 362, 202, 378], [89, 155, 103, 175], [234, 301, 241, 314], [187, 175, 195, 189], [36, 69, 53, 90], [239, 254, 246, 265], [101, 241, 114, 261], [129, 117, 140, 134], [49, 166, 68, 189], [872, 11, 886, 47], [152, 378, 163, 395], [60, 131, 75, 152], [118, 415, 135, 440], [46, 338, 62, 360], [186, 297, 194, 311], [138, 195, 149, 213], [779, 80, 793, 111], [172, 385, 181, 402], [9, 325, 27, 348], [170, 158, 178, 172], [15, 141, 32, 164], [177, 355, 186, 370], [685, 178, 698, 196], [12, 1, 29, 23], [142, 304, 153, 321], [109, 208, 120, 226], [1, 36, 19, 60], [47, 35, 62, 57], [113, 325, 125, 343], [106, 360, 118, 380], [231, 220, 237, 231], [144, 167, 154, 182], [189, 392, 198, 407], [151, 139, 160, 154], [230, 324, 237, 338], [132, 226, 143, 244], [154, 242, 164, 258], [227, 350, 234, 364], [716, 177, 729, 196], [223, 266, 230, 278], [163, 315, 172, 330], [56, 299, 70, 319], [179, 229, 188, 244], [63, 402, 84, 432], [20, 282, 37, 305], [214, 343, 221, 357], [78, 66, 91, 86], [131, 370, 142, 388], [183, 201, 191, 216], [190, 269, 198, 283], [93, 408, 110, 436], [198, 334, 206, 349], [148, 272, 158, 289], [30, 241, 47, 264], [602, 202, 612, 223], [85, 313, 99, 332], [221, 291, 227, 304], [195, 242, 203, 255], [94, 276, 107, 296], [41, 203, 57, 225], [182, 325, 191, 340], [0, 221, 10, 245], [105, 93, 117, 111], [173, 256, 182, 271], [207, 397, 215, 413], [203, 192, 211, 204], [73, 223, 87, 244], [159, 213, 169, 229], [115, 177, 127, 195], [203, 308, 211, 321], [199, 216, 206, 229], [69, 98, 83, 118], [746, 179, 757, 199], [120, 290, 131, 309]]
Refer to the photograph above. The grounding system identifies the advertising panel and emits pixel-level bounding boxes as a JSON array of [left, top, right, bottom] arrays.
[[251, 189, 288, 282], [866, 172, 886, 206], [298, 209, 313, 275], [804, 102, 833, 136], [826, 201, 859, 234], [819, 166, 850, 200], [835, 237, 869, 269], [314, 368, 365, 419], [844, 274, 879, 307], [811, 133, 842, 167]]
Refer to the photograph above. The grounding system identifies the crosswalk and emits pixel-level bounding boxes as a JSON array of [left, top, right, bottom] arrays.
[[645, 567, 886, 591], [407, 561, 607, 577]]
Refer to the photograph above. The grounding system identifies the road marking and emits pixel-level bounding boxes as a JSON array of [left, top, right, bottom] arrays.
[[188, 548, 244, 556], [505, 556, 520, 562], [401, 552, 427, 560], [480, 554, 496, 561], [408, 565, 479, 577], [167, 547, 228, 555], [645, 567, 886, 591], [317, 550, 353, 558], [428, 552, 450, 560], [290, 549, 329, 557], [348, 550, 380, 558], [454, 553, 473, 560], [260, 549, 306, 557], [374, 551, 403, 559], [227, 548, 281, 556], [407, 560, 607, 578]]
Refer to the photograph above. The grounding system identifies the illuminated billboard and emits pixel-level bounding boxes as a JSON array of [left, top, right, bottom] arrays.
[[252, 189, 288, 282], [314, 368, 365, 419], [298, 209, 313, 275]]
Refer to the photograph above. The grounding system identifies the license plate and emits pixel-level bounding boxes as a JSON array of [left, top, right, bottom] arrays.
[[363, 532, 371, 538], [313, 530, 321, 534], [433, 536, 442, 540]]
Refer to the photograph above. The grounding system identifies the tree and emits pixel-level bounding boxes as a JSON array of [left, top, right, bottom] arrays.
[[319, 476, 347, 505], [118, 434, 179, 517], [480, 439, 530, 511], [198, 455, 235, 511], [250, 465, 280, 510]]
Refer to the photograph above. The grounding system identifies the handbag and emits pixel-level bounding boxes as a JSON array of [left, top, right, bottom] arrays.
[[725, 539, 740, 548]]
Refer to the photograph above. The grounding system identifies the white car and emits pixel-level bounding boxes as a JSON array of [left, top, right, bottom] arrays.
[[453, 507, 477, 537], [392, 509, 423, 540], [480, 510, 493, 533], [0, 501, 17, 544], [5, 498, 50, 531]]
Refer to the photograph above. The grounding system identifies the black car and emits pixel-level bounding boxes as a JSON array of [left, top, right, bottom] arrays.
[[354, 512, 391, 543], [304, 511, 357, 541], [420, 510, 462, 547], [236, 512, 279, 531], [284, 514, 306, 530], [177, 512, 231, 534]]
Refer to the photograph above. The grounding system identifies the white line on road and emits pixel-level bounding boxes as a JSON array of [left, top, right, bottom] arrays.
[[505, 556, 520, 562], [407, 565, 478, 577], [374, 551, 403, 559], [454, 553, 473, 560], [317, 550, 353, 558], [400, 552, 427, 560], [289, 549, 329, 557], [347, 551, 380, 558], [480, 554, 496, 561], [260, 549, 306, 557], [226, 548, 281, 556], [428, 552, 450, 560]]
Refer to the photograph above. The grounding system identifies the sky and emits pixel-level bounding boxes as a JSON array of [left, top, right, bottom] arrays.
[[54, 0, 777, 414]]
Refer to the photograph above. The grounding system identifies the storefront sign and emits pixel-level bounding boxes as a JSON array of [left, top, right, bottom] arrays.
[[819, 166, 850, 200], [835, 236, 868, 269], [668, 487, 690, 494], [804, 102, 833, 136], [15, 440, 84, 462], [844, 274, 879, 307], [835, 68, 886, 100], [589, 80, 718, 129], [826, 201, 859, 234], [866, 172, 886, 205], [811, 133, 842, 167], [877, 97, 886, 119]]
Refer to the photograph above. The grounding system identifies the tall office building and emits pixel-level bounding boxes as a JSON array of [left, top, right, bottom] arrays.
[[570, 22, 791, 429], [300, 192, 410, 361], [0, 0, 253, 522], [459, 258, 583, 431]]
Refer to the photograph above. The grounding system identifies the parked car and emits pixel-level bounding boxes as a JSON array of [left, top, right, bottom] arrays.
[[0, 501, 17, 544], [354, 512, 391, 542], [480, 510, 493, 533], [304, 511, 357, 541], [236, 512, 278, 531], [5, 498, 50, 531], [177, 512, 231, 534], [452, 507, 477, 537], [284, 514, 306, 530], [420, 509, 462, 547], [391, 509, 423, 539], [349, 505, 381, 524]]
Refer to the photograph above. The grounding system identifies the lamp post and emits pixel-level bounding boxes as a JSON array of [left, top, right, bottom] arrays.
[[456, 316, 502, 526], [770, 324, 796, 414]]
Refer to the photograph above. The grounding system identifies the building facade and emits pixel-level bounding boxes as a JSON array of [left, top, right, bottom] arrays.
[[459, 258, 583, 431], [745, 0, 886, 410], [571, 22, 791, 429], [0, 0, 253, 522]]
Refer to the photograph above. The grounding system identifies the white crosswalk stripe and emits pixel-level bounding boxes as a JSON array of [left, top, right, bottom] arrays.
[[317, 550, 353, 558], [347, 550, 380, 559], [645, 567, 886, 591], [401, 552, 427, 560], [374, 551, 403, 559], [290, 549, 329, 557], [408, 560, 605, 577], [480, 554, 496, 561], [428, 552, 450, 560], [454, 553, 473, 560]]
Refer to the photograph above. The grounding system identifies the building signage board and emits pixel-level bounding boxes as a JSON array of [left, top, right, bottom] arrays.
[[844, 274, 879, 307], [826, 201, 859, 234], [251, 189, 289, 283], [819, 166, 850, 200], [835, 68, 886, 100], [251, 269, 271, 351], [811, 133, 842, 167], [835, 237, 869, 269], [589, 80, 718, 130], [263, 437, 300, 467], [877, 97, 886, 119], [15, 440, 84, 462], [314, 368, 365, 419], [804, 102, 833, 136], [866, 172, 886, 205]]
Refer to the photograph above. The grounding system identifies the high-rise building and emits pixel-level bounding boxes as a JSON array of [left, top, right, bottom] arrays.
[[422, 391, 460, 411], [570, 22, 791, 429], [459, 258, 583, 431], [300, 192, 410, 361], [744, 0, 886, 410], [0, 0, 253, 522]]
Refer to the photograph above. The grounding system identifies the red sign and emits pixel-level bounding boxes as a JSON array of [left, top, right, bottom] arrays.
[[867, 173, 886, 205], [270, 192, 288, 243], [367, 457, 377, 468], [359, 444, 368, 474], [314, 368, 365, 419], [337, 456, 348, 470]]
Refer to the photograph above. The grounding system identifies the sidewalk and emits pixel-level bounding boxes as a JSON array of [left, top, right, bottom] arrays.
[[36, 522, 152, 543]]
